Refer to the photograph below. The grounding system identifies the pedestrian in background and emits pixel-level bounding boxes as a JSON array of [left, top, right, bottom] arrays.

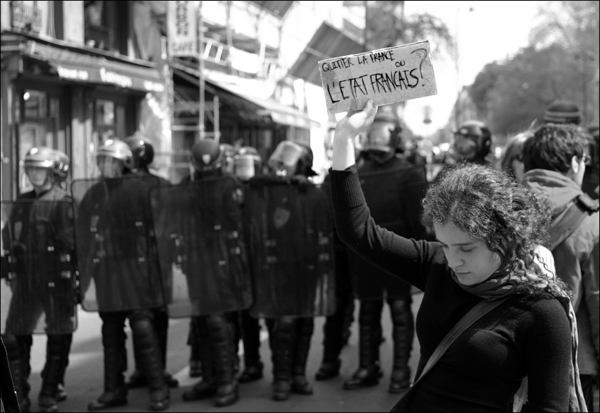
[[329, 100, 587, 411], [497, 132, 531, 182], [522, 124, 599, 412]]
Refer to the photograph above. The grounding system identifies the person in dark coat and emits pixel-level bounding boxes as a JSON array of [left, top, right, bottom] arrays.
[[343, 109, 430, 394], [329, 100, 586, 412], [2, 147, 75, 413]]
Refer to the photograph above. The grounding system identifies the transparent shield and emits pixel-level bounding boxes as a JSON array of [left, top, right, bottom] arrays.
[[72, 176, 165, 312], [1, 199, 77, 335], [150, 176, 252, 317], [245, 183, 335, 318]]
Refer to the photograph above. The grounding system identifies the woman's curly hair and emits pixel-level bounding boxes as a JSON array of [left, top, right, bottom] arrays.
[[422, 163, 570, 299]]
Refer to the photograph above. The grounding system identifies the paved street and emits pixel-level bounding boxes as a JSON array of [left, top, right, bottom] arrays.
[[24, 294, 424, 412]]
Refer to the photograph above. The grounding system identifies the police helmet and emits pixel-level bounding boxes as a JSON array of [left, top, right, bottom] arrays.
[[191, 139, 222, 172], [364, 110, 402, 152], [234, 147, 262, 181], [96, 139, 133, 163], [23, 147, 70, 179], [125, 134, 155, 169], [268, 140, 304, 176], [543, 100, 582, 125], [452, 120, 492, 162]]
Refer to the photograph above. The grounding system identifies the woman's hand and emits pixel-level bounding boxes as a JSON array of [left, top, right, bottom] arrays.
[[335, 99, 378, 138], [332, 100, 377, 171]]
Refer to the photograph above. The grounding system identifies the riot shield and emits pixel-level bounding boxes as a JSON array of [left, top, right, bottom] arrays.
[[350, 165, 428, 299], [72, 176, 165, 312], [244, 182, 336, 318], [1, 199, 77, 335], [150, 175, 252, 317]]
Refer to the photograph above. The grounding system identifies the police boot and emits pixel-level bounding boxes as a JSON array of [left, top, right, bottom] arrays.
[[389, 298, 414, 394], [56, 333, 73, 402], [128, 310, 178, 390], [188, 319, 202, 378], [129, 316, 170, 411], [183, 318, 217, 401], [39, 334, 71, 412], [238, 311, 263, 383], [343, 300, 383, 390], [5, 334, 32, 412], [270, 318, 296, 401], [316, 294, 353, 381], [88, 319, 128, 411], [291, 318, 314, 395], [208, 315, 239, 407]]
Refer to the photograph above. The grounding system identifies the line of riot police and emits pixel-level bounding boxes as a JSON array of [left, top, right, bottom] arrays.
[[1, 109, 495, 412], [1, 133, 337, 412]]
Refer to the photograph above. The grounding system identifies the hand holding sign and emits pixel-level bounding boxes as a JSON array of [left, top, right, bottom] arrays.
[[319, 41, 437, 114]]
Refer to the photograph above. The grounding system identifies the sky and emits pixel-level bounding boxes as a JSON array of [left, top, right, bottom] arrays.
[[401, 1, 544, 137]]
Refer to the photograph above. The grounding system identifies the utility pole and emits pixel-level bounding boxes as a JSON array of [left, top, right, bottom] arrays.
[[198, 1, 205, 140]]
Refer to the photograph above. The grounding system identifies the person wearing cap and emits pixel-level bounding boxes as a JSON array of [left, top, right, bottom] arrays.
[[543, 100, 583, 125], [77, 139, 170, 411], [452, 120, 494, 166], [2, 147, 75, 412], [342, 109, 430, 394]]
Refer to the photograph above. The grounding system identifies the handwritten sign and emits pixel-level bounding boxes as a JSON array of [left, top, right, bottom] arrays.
[[318, 41, 437, 114]]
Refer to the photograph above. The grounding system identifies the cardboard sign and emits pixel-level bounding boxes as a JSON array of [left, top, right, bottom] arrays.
[[318, 41, 437, 114]]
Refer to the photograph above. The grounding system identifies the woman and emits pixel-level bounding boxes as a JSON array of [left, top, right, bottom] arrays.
[[497, 132, 531, 181], [329, 100, 587, 412]]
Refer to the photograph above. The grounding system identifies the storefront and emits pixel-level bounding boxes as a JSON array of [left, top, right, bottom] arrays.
[[170, 61, 319, 183], [1, 31, 166, 200]]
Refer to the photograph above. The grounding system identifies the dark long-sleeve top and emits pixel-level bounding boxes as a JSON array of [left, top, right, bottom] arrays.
[[329, 167, 572, 412]]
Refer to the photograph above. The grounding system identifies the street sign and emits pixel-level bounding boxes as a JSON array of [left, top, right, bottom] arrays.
[[318, 41, 437, 114], [168, 1, 197, 57]]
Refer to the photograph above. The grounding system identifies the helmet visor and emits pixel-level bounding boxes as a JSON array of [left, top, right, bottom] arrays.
[[25, 166, 50, 188], [96, 155, 124, 178], [452, 133, 478, 160]]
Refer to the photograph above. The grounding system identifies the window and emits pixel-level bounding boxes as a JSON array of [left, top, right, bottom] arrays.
[[84, 1, 129, 55], [17, 90, 66, 193]]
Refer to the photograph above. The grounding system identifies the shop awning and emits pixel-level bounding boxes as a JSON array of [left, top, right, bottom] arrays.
[[288, 23, 364, 85], [20, 40, 165, 93], [173, 63, 319, 129]]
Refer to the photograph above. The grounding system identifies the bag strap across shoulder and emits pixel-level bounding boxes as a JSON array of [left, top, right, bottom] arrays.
[[549, 194, 599, 251], [417, 296, 512, 382], [391, 296, 512, 412]]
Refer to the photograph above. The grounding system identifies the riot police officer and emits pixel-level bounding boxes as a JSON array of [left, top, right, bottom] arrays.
[[344, 110, 430, 394], [452, 120, 494, 166], [74, 139, 169, 411], [180, 139, 248, 407], [233, 146, 265, 384], [244, 140, 335, 401], [2, 147, 76, 412], [123, 135, 179, 390]]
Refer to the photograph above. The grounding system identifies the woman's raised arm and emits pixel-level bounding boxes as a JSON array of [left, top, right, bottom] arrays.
[[332, 100, 377, 171]]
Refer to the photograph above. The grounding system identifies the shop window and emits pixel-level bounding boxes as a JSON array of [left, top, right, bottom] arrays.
[[87, 97, 135, 178], [17, 90, 66, 193], [84, 1, 129, 55]]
